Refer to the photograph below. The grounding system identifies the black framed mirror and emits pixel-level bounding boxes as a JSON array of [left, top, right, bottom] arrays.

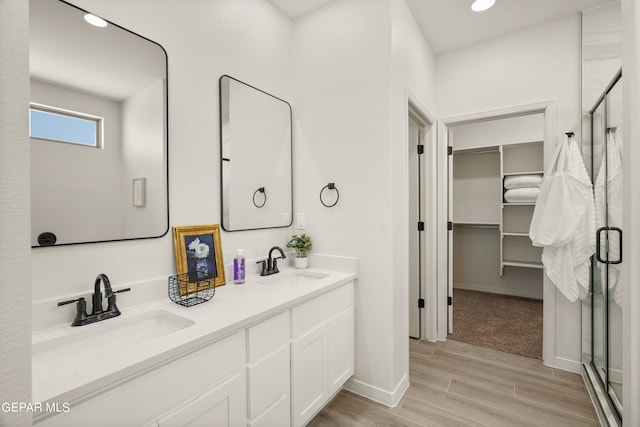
[[29, 0, 169, 247], [219, 75, 293, 231]]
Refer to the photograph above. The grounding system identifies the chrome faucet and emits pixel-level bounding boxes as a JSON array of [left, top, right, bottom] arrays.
[[58, 273, 130, 326], [257, 246, 287, 276]]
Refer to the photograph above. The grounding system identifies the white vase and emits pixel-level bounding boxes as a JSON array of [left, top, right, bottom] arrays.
[[294, 256, 309, 269]]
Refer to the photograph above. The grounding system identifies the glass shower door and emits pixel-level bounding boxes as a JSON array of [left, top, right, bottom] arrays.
[[590, 71, 623, 421]]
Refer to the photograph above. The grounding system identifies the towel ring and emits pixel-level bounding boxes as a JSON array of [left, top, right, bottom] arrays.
[[253, 187, 266, 208], [320, 183, 339, 208]]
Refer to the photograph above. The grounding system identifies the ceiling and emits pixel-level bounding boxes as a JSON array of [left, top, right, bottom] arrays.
[[268, 0, 616, 54]]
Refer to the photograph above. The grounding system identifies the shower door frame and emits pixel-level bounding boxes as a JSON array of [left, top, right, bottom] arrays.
[[583, 68, 623, 427]]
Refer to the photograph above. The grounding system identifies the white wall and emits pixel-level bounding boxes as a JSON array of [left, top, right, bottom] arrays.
[[292, 0, 436, 403], [121, 79, 167, 238], [31, 79, 123, 245], [32, 0, 294, 303], [389, 0, 436, 397], [292, 0, 396, 398], [435, 14, 583, 369], [0, 0, 32, 425]]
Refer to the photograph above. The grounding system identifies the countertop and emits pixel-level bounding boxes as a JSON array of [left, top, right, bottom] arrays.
[[32, 266, 356, 406]]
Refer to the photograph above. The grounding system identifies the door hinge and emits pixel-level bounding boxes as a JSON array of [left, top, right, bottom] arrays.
[[418, 221, 425, 231], [448, 146, 453, 155], [418, 298, 425, 308], [447, 296, 453, 306], [417, 144, 424, 155], [447, 221, 453, 231]]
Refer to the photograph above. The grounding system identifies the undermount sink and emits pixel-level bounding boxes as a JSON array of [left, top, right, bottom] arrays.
[[257, 270, 330, 288], [33, 309, 194, 373]]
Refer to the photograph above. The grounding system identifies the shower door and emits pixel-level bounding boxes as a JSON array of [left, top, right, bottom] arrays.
[[589, 70, 623, 422]]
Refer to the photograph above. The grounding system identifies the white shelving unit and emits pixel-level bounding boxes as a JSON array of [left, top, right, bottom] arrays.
[[449, 111, 546, 300], [500, 141, 544, 276]]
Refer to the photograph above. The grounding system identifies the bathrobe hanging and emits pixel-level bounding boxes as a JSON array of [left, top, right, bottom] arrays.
[[594, 130, 623, 306], [529, 134, 596, 302]]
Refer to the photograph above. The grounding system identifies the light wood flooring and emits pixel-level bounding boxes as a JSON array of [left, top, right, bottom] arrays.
[[309, 339, 600, 427]]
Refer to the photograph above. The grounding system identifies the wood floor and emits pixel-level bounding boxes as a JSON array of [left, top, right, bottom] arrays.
[[309, 339, 600, 427]]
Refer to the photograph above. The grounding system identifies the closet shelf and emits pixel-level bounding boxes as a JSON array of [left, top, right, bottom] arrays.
[[502, 171, 544, 176], [502, 202, 537, 206], [452, 221, 500, 228]]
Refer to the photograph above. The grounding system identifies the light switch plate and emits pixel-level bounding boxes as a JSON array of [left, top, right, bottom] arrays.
[[296, 213, 305, 230]]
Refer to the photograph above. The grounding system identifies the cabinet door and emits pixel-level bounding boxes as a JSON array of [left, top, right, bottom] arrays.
[[156, 373, 246, 427], [291, 324, 327, 427], [327, 308, 354, 395]]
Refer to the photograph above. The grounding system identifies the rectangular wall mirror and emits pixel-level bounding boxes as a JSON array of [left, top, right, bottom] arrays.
[[29, 0, 169, 247], [219, 75, 293, 231]]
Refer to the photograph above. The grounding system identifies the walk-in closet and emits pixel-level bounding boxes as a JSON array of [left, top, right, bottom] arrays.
[[448, 110, 548, 359]]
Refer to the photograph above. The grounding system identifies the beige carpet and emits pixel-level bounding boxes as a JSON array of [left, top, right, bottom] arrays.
[[448, 289, 543, 359]]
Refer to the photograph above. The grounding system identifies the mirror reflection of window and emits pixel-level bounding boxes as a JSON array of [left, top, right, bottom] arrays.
[[29, 104, 102, 148]]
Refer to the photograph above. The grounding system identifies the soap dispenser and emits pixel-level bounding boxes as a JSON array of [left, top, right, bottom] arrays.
[[234, 249, 246, 284]]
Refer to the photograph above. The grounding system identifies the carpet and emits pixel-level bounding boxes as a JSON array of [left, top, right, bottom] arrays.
[[448, 289, 543, 359]]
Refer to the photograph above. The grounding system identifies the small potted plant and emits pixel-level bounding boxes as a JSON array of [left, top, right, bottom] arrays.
[[286, 234, 312, 269]]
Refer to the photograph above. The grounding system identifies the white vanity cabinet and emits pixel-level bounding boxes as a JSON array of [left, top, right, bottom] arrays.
[[34, 275, 356, 427], [35, 331, 247, 427], [246, 311, 291, 427], [290, 282, 354, 427]]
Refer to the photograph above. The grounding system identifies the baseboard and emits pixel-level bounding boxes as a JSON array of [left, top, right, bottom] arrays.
[[453, 282, 543, 300], [343, 374, 409, 408], [546, 356, 582, 374]]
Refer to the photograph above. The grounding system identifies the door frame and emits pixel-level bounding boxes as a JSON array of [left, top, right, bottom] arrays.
[[435, 100, 556, 364], [406, 91, 436, 341]]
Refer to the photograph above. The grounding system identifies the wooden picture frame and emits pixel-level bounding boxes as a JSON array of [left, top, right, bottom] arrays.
[[172, 224, 226, 293]]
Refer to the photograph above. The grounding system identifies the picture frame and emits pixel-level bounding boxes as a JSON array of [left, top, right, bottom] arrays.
[[172, 224, 226, 292]]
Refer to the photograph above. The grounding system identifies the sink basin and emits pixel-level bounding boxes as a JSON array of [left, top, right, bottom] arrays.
[[257, 271, 330, 288], [33, 309, 194, 374]]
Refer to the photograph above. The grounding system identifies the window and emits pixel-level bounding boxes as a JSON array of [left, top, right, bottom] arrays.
[[29, 104, 102, 148]]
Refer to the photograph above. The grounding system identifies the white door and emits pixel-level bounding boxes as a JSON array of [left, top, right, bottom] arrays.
[[291, 325, 327, 427], [409, 120, 422, 338], [327, 308, 354, 394], [447, 137, 454, 335]]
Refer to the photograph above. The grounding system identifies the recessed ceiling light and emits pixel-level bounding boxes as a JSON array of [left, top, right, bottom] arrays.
[[471, 0, 495, 12], [84, 13, 108, 28]]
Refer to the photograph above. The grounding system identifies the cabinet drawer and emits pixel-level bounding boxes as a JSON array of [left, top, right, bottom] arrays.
[[247, 311, 289, 363], [291, 282, 352, 339], [247, 345, 290, 420]]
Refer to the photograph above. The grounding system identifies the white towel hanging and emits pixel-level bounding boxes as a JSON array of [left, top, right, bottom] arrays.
[[529, 134, 596, 302]]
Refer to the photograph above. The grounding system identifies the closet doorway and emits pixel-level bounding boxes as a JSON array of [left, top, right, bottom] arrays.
[[441, 102, 555, 361]]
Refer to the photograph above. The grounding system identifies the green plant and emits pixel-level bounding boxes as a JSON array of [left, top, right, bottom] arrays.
[[286, 234, 312, 257]]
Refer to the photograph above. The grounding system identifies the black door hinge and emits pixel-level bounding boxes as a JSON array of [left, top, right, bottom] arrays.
[[417, 144, 424, 155], [448, 146, 453, 155], [447, 221, 453, 231], [448, 296, 453, 306], [418, 298, 425, 308], [418, 221, 425, 231]]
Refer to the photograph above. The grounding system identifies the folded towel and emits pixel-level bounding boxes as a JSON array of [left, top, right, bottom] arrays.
[[504, 174, 543, 189], [504, 187, 540, 203]]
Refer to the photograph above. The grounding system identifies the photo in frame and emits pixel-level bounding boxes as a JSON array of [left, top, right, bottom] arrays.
[[172, 224, 226, 293]]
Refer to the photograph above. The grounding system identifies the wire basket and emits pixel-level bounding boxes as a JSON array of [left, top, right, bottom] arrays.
[[168, 272, 216, 307]]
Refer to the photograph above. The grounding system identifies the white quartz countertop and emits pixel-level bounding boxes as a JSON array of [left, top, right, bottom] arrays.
[[32, 267, 356, 405]]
